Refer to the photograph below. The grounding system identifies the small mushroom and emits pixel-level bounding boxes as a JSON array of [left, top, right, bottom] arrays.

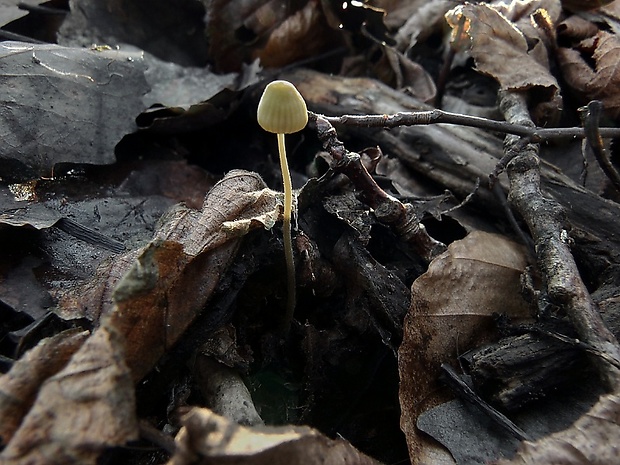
[[257, 80, 308, 332]]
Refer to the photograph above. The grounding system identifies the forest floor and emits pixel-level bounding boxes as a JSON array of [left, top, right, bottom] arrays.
[[1, 1, 620, 464]]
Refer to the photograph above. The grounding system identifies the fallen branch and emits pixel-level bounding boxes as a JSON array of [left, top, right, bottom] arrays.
[[499, 90, 620, 390], [322, 108, 620, 141]]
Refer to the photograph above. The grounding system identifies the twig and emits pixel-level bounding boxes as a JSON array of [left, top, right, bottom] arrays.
[[18, 2, 68, 14], [441, 363, 531, 442], [308, 112, 446, 262], [580, 100, 620, 194], [321, 109, 620, 141], [499, 90, 620, 390]]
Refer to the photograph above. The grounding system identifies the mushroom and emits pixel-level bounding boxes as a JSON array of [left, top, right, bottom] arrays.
[[257, 80, 308, 332]]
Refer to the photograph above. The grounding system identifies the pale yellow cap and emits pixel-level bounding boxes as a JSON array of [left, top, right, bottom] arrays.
[[257, 80, 308, 134]]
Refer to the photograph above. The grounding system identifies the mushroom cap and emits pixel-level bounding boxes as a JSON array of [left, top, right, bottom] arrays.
[[257, 80, 308, 134]]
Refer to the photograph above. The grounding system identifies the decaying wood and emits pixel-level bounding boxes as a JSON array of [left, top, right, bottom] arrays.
[[288, 69, 620, 405], [291, 69, 620, 269]]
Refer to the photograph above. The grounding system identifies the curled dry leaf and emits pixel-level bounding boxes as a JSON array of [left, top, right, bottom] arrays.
[[168, 407, 382, 465], [205, 0, 340, 72], [558, 31, 620, 119], [445, 2, 561, 124], [0, 329, 89, 445], [57, 170, 280, 381], [0, 320, 137, 465], [399, 231, 532, 463], [497, 391, 620, 465], [256, 1, 340, 69]]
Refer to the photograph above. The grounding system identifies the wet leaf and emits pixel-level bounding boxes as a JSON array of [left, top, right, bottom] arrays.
[[399, 231, 532, 463], [0, 1, 27, 24], [0, 41, 148, 178], [58, 0, 208, 67], [167, 407, 382, 465]]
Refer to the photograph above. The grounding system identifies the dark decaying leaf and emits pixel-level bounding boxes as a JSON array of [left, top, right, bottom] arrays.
[[57, 170, 280, 381], [417, 382, 604, 464], [0, 159, 212, 323], [0, 41, 148, 179], [58, 0, 208, 66], [0, 319, 137, 465], [0, 1, 28, 25], [167, 407, 382, 465], [497, 390, 620, 465], [0, 328, 89, 445]]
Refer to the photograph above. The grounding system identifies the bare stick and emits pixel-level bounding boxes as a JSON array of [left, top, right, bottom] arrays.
[[580, 100, 620, 195], [499, 90, 620, 390], [321, 109, 620, 141]]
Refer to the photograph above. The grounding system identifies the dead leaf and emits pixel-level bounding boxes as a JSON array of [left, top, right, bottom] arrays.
[[0, 41, 148, 178], [0, 1, 28, 24], [399, 231, 533, 464], [167, 407, 382, 465], [0, 329, 89, 445], [445, 3, 562, 124], [255, 1, 340, 69], [558, 31, 620, 119], [205, 0, 340, 72], [557, 15, 600, 41], [0, 319, 137, 464], [56, 170, 280, 381], [497, 390, 620, 465], [374, 48, 437, 102], [59, 0, 208, 67]]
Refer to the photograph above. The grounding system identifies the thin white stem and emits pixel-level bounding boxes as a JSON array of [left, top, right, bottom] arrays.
[[277, 132, 296, 332]]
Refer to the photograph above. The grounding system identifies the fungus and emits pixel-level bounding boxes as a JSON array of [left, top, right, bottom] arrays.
[[257, 80, 308, 332]]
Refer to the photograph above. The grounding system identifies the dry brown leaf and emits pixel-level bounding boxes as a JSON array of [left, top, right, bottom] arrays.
[[497, 391, 620, 465], [57, 170, 279, 381], [168, 407, 382, 465], [206, 0, 340, 72], [399, 231, 532, 464], [445, 3, 562, 124], [254, 1, 340, 69], [394, 0, 453, 51], [375, 48, 437, 102], [557, 15, 600, 41], [562, 0, 618, 11], [558, 31, 620, 119], [0, 319, 137, 464], [0, 329, 89, 445]]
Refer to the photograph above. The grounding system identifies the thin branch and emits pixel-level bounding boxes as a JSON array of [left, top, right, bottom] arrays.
[[318, 109, 620, 141], [308, 113, 446, 262], [499, 90, 620, 390], [581, 100, 620, 194]]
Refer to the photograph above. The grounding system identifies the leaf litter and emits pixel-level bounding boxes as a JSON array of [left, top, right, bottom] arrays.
[[1, 0, 620, 464]]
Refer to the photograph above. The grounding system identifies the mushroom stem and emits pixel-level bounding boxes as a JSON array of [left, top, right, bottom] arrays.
[[277, 132, 296, 332], [256, 80, 307, 334]]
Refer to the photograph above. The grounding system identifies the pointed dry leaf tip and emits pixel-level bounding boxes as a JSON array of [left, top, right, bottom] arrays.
[[257, 80, 308, 134]]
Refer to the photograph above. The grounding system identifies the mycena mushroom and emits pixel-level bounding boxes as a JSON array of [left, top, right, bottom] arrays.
[[257, 80, 308, 333]]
